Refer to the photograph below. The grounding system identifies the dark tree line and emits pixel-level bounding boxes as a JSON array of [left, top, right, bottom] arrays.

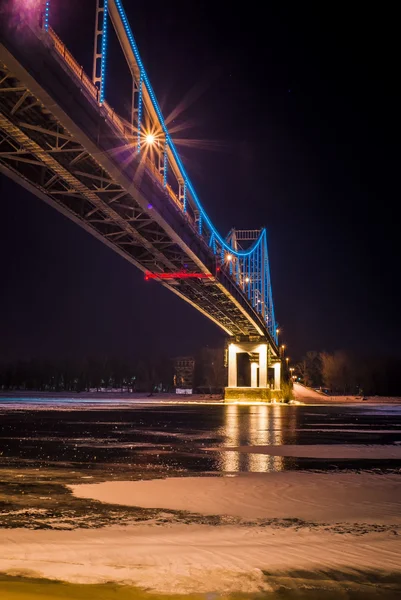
[[0, 348, 228, 394], [297, 350, 401, 396], [0, 356, 174, 393], [194, 347, 226, 393]]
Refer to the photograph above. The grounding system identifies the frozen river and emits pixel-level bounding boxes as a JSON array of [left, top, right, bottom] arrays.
[[1, 402, 401, 472], [1, 401, 401, 598]]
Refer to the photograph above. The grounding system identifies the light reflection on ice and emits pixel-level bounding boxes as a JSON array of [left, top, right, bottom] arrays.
[[223, 405, 239, 472], [221, 405, 289, 473]]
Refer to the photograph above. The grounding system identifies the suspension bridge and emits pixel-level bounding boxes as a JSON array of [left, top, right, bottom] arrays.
[[0, 1, 282, 399]]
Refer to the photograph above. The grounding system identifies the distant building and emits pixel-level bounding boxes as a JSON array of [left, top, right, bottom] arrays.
[[174, 356, 195, 392]]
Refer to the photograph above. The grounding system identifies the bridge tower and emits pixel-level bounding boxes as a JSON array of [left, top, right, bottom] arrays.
[[223, 230, 281, 402]]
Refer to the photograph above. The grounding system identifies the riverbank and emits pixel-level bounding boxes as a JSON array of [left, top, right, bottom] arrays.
[[1, 385, 400, 405], [2, 572, 401, 600], [1, 472, 401, 595], [2, 523, 401, 595], [0, 390, 223, 409], [293, 383, 401, 404]]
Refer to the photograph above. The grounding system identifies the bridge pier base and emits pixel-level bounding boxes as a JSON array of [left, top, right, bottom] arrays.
[[224, 338, 282, 403]]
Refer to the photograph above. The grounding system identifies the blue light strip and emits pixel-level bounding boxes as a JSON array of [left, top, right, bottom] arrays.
[[255, 247, 262, 313], [137, 72, 143, 153], [258, 247, 261, 313], [255, 247, 258, 312], [264, 250, 268, 323], [99, 0, 108, 104], [183, 181, 187, 213], [198, 212, 202, 235], [163, 140, 168, 188], [44, 1, 50, 31], [249, 252, 255, 306], [258, 245, 261, 315], [247, 256, 251, 300], [113, 0, 263, 258], [263, 233, 277, 341]]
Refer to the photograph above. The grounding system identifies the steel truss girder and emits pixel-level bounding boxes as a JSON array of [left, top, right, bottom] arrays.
[[0, 45, 276, 343]]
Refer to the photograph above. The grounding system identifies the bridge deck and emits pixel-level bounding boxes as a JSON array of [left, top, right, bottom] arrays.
[[0, 15, 278, 350]]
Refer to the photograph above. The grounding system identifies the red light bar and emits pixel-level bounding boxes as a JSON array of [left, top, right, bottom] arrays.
[[145, 272, 213, 280]]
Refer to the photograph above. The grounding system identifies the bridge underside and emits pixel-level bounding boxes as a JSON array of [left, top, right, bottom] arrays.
[[0, 17, 279, 353]]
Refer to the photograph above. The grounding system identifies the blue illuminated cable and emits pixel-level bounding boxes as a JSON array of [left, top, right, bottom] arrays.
[[264, 233, 277, 340], [113, 0, 277, 339], [113, 0, 264, 258], [137, 71, 143, 153], [99, 0, 108, 104], [245, 256, 251, 300], [44, 1, 50, 31], [163, 139, 168, 188], [183, 181, 187, 213]]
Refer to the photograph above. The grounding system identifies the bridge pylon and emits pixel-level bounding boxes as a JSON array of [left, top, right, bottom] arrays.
[[225, 336, 282, 403]]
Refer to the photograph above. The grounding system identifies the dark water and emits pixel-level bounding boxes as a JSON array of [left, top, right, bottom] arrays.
[[1, 403, 401, 473]]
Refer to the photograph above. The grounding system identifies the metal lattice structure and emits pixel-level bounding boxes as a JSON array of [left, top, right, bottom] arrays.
[[0, 1, 278, 353]]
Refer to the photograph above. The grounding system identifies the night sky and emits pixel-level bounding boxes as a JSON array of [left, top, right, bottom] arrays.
[[1, 1, 399, 362]]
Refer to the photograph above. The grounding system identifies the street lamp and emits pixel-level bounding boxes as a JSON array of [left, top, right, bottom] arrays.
[[145, 133, 155, 145]]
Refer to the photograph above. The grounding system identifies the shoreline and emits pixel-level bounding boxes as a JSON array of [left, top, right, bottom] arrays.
[[0, 384, 400, 405], [1, 471, 401, 595], [1, 521, 400, 594], [2, 569, 401, 599]]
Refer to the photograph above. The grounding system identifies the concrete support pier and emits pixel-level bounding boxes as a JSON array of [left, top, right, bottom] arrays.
[[224, 336, 282, 402]]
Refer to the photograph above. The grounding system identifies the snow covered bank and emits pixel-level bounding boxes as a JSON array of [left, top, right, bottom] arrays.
[[69, 472, 401, 524], [293, 383, 401, 404], [1, 524, 400, 594], [0, 392, 223, 410], [2, 472, 401, 593]]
